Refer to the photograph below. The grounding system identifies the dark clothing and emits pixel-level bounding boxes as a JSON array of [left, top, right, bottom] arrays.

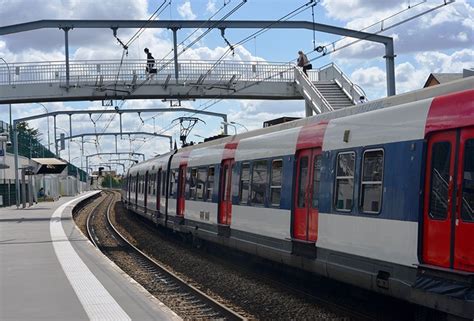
[[146, 52, 155, 73], [303, 64, 312, 75]]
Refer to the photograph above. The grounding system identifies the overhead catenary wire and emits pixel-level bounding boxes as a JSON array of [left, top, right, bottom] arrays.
[[95, 1, 172, 145], [130, 1, 450, 156], [157, 0, 234, 64], [306, 0, 445, 61], [125, 0, 170, 48], [135, 0, 454, 146], [130, 1, 318, 153]]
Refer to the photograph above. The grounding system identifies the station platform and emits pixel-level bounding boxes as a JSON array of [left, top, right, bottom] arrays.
[[0, 191, 181, 321]]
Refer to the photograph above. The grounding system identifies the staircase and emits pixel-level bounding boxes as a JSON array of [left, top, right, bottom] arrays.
[[294, 63, 366, 115], [313, 81, 354, 110]]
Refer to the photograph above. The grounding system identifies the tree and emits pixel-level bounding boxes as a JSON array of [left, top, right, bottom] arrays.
[[17, 122, 40, 140], [101, 174, 122, 189]]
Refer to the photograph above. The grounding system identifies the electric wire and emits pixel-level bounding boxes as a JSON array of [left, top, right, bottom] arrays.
[[129, 1, 450, 156]]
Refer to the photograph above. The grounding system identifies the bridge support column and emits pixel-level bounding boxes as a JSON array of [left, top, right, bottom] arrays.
[[384, 39, 396, 96], [172, 28, 179, 84], [305, 101, 313, 117], [62, 27, 72, 91], [13, 126, 19, 208]]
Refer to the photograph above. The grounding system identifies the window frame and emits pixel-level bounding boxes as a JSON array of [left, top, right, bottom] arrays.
[[270, 158, 283, 207], [196, 167, 207, 201], [250, 159, 269, 206], [359, 148, 384, 215], [239, 162, 251, 204], [334, 151, 356, 212], [187, 167, 198, 200], [461, 139, 474, 223], [428, 141, 452, 221], [206, 166, 215, 202]]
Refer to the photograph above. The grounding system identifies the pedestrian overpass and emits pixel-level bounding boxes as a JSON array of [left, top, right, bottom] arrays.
[[0, 59, 365, 115]]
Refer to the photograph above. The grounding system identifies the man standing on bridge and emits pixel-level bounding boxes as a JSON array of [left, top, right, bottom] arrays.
[[144, 48, 156, 79]]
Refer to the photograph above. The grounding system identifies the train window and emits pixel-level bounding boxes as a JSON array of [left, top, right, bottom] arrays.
[[270, 159, 283, 207], [240, 162, 250, 204], [170, 170, 178, 197], [251, 160, 268, 205], [152, 174, 157, 195], [335, 152, 355, 211], [360, 149, 384, 214], [162, 171, 166, 196], [206, 166, 215, 201], [297, 157, 309, 208], [429, 142, 451, 220], [312, 155, 322, 209], [157, 170, 161, 197], [147, 172, 152, 195], [196, 168, 207, 200], [461, 139, 474, 222], [188, 168, 197, 200]]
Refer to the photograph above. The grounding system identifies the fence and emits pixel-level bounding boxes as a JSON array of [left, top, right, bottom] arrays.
[[0, 179, 17, 207]]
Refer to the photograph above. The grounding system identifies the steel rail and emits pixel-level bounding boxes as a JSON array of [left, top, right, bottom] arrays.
[[105, 192, 246, 321], [85, 191, 109, 248]]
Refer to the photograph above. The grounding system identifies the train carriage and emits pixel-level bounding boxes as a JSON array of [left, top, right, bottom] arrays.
[[123, 77, 474, 319]]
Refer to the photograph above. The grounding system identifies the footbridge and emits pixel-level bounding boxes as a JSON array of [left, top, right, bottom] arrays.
[[0, 59, 365, 114]]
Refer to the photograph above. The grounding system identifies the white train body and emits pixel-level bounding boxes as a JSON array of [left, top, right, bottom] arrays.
[[123, 77, 474, 319]]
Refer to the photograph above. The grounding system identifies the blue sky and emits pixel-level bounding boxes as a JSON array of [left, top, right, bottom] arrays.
[[0, 0, 472, 171]]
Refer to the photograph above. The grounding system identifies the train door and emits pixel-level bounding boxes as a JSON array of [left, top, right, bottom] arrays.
[[293, 148, 322, 242], [423, 128, 474, 272], [157, 169, 162, 212], [177, 165, 186, 217], [144, 171, 149, 211], [135, 173, 139, 206], [127, 174, 131, 202], [219, 159, 234, 226]]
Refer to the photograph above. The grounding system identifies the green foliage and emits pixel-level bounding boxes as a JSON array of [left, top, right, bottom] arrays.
[[101, 174, 122, 188], [17, 122, 40, 140]]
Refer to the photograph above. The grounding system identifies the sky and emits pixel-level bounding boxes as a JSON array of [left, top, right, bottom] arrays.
[[0, 0, 472, 172]]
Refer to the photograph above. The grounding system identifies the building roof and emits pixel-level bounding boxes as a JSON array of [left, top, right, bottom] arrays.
[[32, 158, 67, 174], [424, 73, 463, 88]]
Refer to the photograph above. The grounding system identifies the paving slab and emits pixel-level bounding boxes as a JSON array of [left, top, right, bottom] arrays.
[[0, 192, 180, 321]]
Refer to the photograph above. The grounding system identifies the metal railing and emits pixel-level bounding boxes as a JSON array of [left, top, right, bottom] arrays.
[[294, 67, 333, 114], [0, 59, 296, 86], [0, 59, 364, 90], [318, 63, 367, 103]]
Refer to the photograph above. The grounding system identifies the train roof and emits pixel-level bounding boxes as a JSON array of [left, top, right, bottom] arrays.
[[178, 75, 474, 151], [126, 76, 473, 176]]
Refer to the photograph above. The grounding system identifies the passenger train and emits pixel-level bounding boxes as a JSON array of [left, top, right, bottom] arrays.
[[122, 77, 474, 319]]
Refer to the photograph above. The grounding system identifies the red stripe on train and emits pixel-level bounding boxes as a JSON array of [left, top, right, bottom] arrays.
[[425, 89, 474, 136], [296, 121, 328, 150], [223, 140, 239, 160]]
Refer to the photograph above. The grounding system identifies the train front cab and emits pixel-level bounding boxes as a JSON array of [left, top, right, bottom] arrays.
[[415, 90, 474, 318]]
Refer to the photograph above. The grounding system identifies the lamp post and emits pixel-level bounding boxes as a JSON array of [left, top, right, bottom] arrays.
[[230, 121, 249, 132], [221, 121, 237, 135], [56, 127, 70, 163], [36, 103, 51, 153], [56, 127, 71, 195]]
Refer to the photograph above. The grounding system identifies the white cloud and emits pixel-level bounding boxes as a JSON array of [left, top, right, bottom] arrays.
[[350, 48, 474, 99], [177, 1, 197, 20], [206, 0, 217, 14], [322, 0, 473, 60], [0, 0, 149, 53]]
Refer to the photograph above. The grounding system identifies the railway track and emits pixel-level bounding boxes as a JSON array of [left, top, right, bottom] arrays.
[[85, 191, 246, 321]]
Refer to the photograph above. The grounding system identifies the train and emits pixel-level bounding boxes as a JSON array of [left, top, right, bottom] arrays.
[[122, 76, 474, 319]]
